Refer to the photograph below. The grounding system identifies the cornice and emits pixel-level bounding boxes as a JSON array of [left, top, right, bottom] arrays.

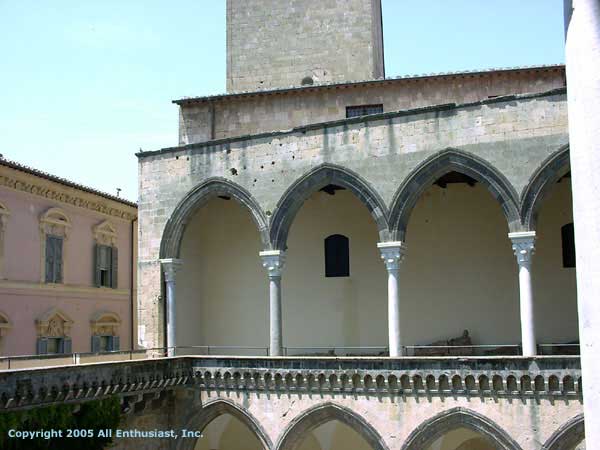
[[0, 279, 130, 299], [0, 170, 136, 222]]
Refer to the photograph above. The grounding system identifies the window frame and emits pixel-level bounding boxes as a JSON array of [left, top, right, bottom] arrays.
[[324, 234, 350, 278], [346, 104, 384, 118]]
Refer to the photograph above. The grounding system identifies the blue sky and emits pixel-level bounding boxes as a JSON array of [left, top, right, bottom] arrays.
[[1, 1, 565, 202]]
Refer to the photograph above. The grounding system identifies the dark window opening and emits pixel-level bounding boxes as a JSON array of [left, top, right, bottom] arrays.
[[346, 104, 383, 118], [325, 234, 350, 277], [45, 235, 63, 283], [301, 76, 314, 86], [562, 223, 576, 268], [434, 171, 478, 188], [319, 184, 346, 196]]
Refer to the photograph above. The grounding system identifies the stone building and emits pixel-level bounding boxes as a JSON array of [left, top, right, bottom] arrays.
[[0, 157, 137, 361], [130, 0, 588, 449]]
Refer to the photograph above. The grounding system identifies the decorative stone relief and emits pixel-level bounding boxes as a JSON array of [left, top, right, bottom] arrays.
[[377, 241, 407, 272], [93, 220, 118, 246], [259, 250, 285, 278], [0, 311, 12, 337], [90, 311, 121, 336], [509, 231, 536, 268], [35, 308, 73, 338]]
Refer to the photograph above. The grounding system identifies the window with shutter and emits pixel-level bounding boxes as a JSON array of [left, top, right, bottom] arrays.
[[95, 245, 118, 288], [45, 236, 63, 283]]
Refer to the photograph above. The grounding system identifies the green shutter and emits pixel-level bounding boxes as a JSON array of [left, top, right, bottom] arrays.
[[37, 337, 48, 355], [94, 244, 101, 287], [111, 247, 118, 289], [91, 335, 101, 353], [45, 237, 54, 283], [54, 238, 63, 283], [111, 336, 120, 351], [63, 338, 72, 354]]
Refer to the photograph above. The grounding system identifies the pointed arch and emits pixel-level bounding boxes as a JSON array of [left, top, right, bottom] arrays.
[[389, 149, 521, 241], [401, 407, 522, 450], [160, 178, 270, 259], [269, 164, 390, 250], [275, 402, 389, 450], [542, 414, 585, 450], [177, 399, 272, 450], [520, 144, 570, 231]]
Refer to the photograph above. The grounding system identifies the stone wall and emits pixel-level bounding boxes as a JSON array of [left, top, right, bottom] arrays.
[[177, 67, 565, 145], [139, 90, 569, 349], [226, 0, 384, 92]]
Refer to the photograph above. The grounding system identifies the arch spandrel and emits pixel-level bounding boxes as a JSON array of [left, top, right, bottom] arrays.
[[542, 414, 585, 450], [177, 399, 272, 450], [401, 407, 522, 450], [275, 402, 389, 450], [520, 144, 570, 231], [269, 164, 391, 250], [160, 178, 270, 259], [389, 149, 521, 241]]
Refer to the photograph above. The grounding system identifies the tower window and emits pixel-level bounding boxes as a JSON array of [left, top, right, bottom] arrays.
[[325, 234, 350, 277], [561, 223, 576, 268], [346, 104, 383, 118]]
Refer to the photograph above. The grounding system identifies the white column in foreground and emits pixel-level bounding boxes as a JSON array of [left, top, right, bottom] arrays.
[[378, 242, 407, 357], [509, 232, 536, 357], [565, 0, 600, 444], [160, 258, 183, 357], [260, 250, 286, 357]]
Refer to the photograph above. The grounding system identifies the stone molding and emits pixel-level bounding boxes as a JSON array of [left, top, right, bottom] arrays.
[[0, 310, 12, 337], [90, 311, 121, 336], [0, 279, 130, 298], [378, 242, 407, 272], [39, 207, 71, 239], [509, 231, 536, 267], [35, 307, 73, 338], [260, 250, 285, 278], [92, 220, 118, 246], [0, 201, 10, 279], [401, 407, 522, 450], [160, 258, 183, 283], [541, 413, 585, 450], [0, 172, 136, 221]]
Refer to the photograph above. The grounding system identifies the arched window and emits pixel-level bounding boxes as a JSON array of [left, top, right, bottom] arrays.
[[561, 223, 576, 268], [324, 234, 349, 277]]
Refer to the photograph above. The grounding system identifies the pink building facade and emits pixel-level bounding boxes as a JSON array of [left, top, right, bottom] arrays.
[[0, 158, 137, 357]]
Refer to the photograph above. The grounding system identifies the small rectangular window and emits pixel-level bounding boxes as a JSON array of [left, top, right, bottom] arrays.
[[100, 336, 111, 352], [46, 338, 61, 354], [346, 104, 383, 118], [325, 234, 350, 277], [562, 223, 576, 268]]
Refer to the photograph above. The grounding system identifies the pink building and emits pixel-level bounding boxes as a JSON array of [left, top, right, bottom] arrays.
[[0, 158, 137, 357]]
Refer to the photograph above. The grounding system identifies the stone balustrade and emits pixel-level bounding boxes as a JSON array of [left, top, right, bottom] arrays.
[[0, 356, 582, 413]]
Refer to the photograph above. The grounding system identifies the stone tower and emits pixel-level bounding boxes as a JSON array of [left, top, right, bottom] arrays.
[[226, 0, 385, 92]]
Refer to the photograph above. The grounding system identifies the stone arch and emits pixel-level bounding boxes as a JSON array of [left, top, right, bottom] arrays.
[[401, 407, 522, 450], [542, 414, 585, 450], [275, 402, 389, 450], [160, 178, 270, 259], [177, 399, 272, 450], [389, 149, 521, 241], [520, 144, 570, 231], [269, 164, 390, 250]]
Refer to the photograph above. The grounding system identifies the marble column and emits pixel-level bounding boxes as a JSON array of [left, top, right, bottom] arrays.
[[160, 258, 183, 357], [260, 250, 286, 357], [509, 232, 536, 357], [378, 242, 407, 357], [565, 0, 600, 443]]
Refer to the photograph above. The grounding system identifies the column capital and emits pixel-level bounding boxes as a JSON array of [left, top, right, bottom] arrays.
[[377, 241, 407, 272], [508, 231, 536, 267], [160, 258, 183, 282], [260, 250, 285, 278]]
